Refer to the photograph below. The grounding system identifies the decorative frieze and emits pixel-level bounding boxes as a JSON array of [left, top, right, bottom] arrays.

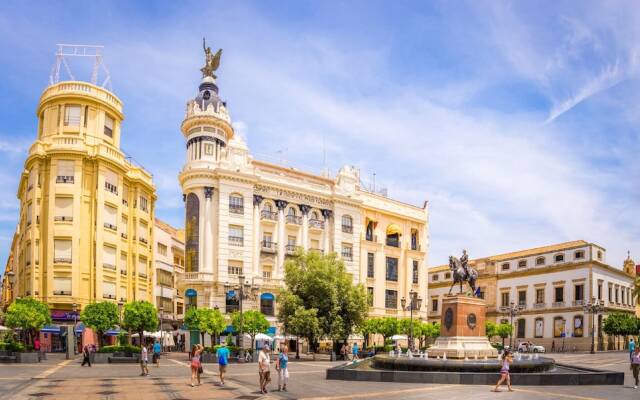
[[253, 184, 332, 208]]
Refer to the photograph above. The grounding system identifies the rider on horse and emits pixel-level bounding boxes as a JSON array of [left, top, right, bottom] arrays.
[[460, 249, 469, 280]]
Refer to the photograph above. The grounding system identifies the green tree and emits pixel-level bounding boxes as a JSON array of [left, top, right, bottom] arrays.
[[375, 317, 399, 344], [486, 321, 497, 340], [231, 310, 270, 350], [80, 301, 119, 347], [199, 308, 226, 346], [5, 298, 51, 346], [496, 323, 513, 347], [288, 307, 320, 358], [276, 290, 303, 335], [360, 318, 380, 348], [603, 312, 638, 350], [184, 307, 205, 344], [122, 301, 158, 343]]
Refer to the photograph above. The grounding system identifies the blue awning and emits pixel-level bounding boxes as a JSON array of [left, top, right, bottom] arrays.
[[41, 325, 61, 334], [74, 323, 85, 334], [222, 325, 236, 335], [185, 288, 197, 297], [260, 293, 275, 301], [226, 290, 236, 299], [105, 328, 126, 336], [267, 326, 276, 335]]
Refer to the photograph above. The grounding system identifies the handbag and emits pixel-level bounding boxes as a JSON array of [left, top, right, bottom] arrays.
[[198, 365, 203, 374]]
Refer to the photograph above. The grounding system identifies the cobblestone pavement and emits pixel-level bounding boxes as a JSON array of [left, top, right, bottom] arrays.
[[0, 351, 639, 400]]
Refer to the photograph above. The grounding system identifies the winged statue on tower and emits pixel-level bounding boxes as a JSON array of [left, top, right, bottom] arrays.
[[201, 38, 222, 79]]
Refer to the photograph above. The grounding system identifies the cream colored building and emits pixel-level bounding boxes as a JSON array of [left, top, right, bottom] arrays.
[[177, 56, 429, 327], [153, 218, 185, 328], [427, 241, 636, 351], [2, 79, 156, 316]]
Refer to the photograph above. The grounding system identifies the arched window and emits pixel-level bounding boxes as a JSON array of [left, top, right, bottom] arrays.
[[573, 315, 584, 337], [286, 207, 300, 225], [229, 194, 244, 214], [185, 193, 200, 273], [311, 211, 319, 220], [263, 203, 273, 212], [385, 224, 401, 247], [260, 293, 275, 316], [341, 215, 353, 233], [554, 253, 565, 263], [536, 257, 545, 266], [287, 207, 296, 216], [366, 220, 374, 241]]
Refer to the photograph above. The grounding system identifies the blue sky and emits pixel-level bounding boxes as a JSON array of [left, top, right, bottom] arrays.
[[0, 1, 638, 273]]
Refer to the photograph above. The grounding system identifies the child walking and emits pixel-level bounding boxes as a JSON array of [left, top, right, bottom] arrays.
[[492, 349, 514, 392]]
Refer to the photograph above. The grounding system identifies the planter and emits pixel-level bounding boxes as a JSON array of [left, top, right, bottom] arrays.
[[93, 353, 112, 364], [15, 352, 40, 363], [109, 352, 139, 363]]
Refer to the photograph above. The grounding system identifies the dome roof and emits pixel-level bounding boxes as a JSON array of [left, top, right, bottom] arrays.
[[194, 76, 224, 112]]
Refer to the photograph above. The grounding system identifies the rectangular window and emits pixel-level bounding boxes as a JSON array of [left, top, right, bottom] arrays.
[[120, 286, 127, 301], [341, 244, 353, 261], [367, 287, 374, 306], [54, 197, 73, 221], [536, 288, 544, 304], [103, 245, 116, 269], [158, 243, 167, 256], [64, 105, 81, 126], [26, 203, 32, 225], [367, 253, 375, 278], [122, 185, 129, 206], [385, 289, 398, 309], [104, 169, 118, 194], [501, 292, 510, 307], [262, 265, 272, 279], [102, 281, 116, 299], [120, 252, 127, 274], [53, 277, 72, 295], [138, 221, 148, 243], [157, 269, 173, 287], [615, 287, 619, 303], [157, 296, 173, 312], [555, 286, 564, 303], [555, 254, 564, 262], [54, 239, 72, 263], [432, 298, 438, 312], [139, 195, 149, 212], [204, 143, 214, 155], [137, 257, 147, 277], [228, 260, 243, 276], [229, 195, 244, 214], [104, 115, 114, 138], [25, 242, 31, 266], [412, 260, 419, 284], [517, 318, 526, 338], [104, 204, 117, 230], [385, 257, 398, 281], [518, 290, 526, 307], [597, 283, 602, 300], [56, 160, 74, 183], [574, 284, 584, 302], [608, 285, 612, 302], [518, 260, 527, 268], [432, 274, 439, 282], [229, 225, 244, 246], [574, 250, 584, 260]]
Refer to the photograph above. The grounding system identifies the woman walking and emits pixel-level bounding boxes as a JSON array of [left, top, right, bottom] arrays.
[[631, 346, 640, 389], [190, 344, 203, 387], [492, 349, 514, 392], [258, 344, 271, 394], [276, 345, 289, 392]]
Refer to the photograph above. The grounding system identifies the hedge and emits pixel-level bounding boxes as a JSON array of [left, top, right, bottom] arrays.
[[98, 345, 141, 354]]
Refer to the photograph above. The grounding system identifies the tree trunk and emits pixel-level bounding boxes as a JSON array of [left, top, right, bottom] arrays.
[[200, 332, 205, 345], [211, 334, 215, 348]]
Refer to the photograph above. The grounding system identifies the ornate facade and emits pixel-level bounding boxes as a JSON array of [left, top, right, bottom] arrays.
[[153, 219, 185, 328], [177, 56, 429, 325]]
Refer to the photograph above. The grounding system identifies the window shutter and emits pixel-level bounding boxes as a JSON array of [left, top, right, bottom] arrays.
[[138, 290, 147, 301], [53, 277, 71, 292], [55, 197, 73, 218], [138, 257, 147, 274], [57, 160, 74, 177], [103, 282, 116, 297], [104, 204, 117, 226], [103, 246, 116, 267], [138, 221, 147, 240], [120, 253, 127, 271], [54, 239, 72, 260]]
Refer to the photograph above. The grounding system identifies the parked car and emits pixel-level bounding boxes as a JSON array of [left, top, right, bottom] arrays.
[[517, 341, 545, 353]]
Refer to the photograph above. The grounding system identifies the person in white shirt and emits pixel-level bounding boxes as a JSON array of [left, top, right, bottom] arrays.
[[140, 344, 149, 376], [258, 344, 271, 394]]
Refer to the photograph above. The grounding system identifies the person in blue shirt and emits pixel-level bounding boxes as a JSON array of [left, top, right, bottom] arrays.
[[352, 342, 359, 360], [153, 340, 162, 367], [629, 338, 636, 362], [276, 345, 289, 391], [216, 343, 230, 386]]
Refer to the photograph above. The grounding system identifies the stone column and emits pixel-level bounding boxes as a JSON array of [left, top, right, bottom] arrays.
[[253, 195, 263, 280], [321, 209, 332, 254], [300, 204, 311, 250], [204, 187, 214, 274], [275, 200, 288, 278]]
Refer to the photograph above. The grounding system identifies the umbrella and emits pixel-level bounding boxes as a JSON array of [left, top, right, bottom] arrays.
[[391, 334, 408, 341], [255, 333, 274, 341]]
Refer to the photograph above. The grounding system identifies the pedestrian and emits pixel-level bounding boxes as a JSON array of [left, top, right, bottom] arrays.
[[551, 340, 555, 352], [140, 344, 149, 376], [629, 338, 635, 362], [340, 343, 347, 360], [492, 349, 514, 392], [258, 344, 271, 394], [276, 345, 289, 392], [190, 344, 203, 387], [216, 342, 230, 386], [352, 342, 359, 361], [153, 340, 161, 367], [631, 346, 640, 389], [81, 345, 92, 367]]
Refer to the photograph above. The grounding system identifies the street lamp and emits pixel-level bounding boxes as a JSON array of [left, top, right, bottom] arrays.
[[500, 301, 522, 349], [583, 297, 604, 354], [400, 290, 423, 352], [225, 275, 258, 362], [159, 306, 164, 353]]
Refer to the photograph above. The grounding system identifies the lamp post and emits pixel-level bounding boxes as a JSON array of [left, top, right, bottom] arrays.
[[159, 306, 164, 353], [400, 290, 423, 352], [72, 303, 78, 354], [225, 275, 258, 362], [583, 297, 604, 354], [500, 301, 522, 349]]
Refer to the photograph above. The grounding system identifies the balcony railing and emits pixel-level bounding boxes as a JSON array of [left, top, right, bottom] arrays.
[[286, 215, 302, 225], [53, 290, 71, 296], [120, 269, 127, 275], [552, 301, 565, 308], [309, 219, 324, 229], [180, 272, 215, 282], [138, 272, 148, 278], [229, 204, 244, 215], [54, 257, 72, 264], [104, 182, 118, 195], [285, 244, 299, 255], [533, 302, 546, 309], [121, 232, 128, 239], [365, 234, 378, 242], [261, 240, 277, 253], [260, 210, 277, 221], [341, 251, 353, 261], [411, 243, 421, 251], [139, 237, 148, 244], [518, 302, 527, 309], [386, 238, 400, 247], [572, 300, 584, 307], [103, 263, 116, 270], [341, 225, 353, 234], [56, 176, 74, 184], [122, 199, 128, 206], [309, 248, 324, 254], [103, 294, 115, 299], [229, 236, 244, 246], [104, 223, 117, 231], [54, 216, 73, 222]]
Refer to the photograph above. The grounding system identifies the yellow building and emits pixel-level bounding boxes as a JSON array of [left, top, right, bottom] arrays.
[[3, 80, 156, 319]]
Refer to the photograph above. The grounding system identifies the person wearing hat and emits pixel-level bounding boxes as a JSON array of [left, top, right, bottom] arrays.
[[216, 342, 230, 386], [258, 344, 271, 394]]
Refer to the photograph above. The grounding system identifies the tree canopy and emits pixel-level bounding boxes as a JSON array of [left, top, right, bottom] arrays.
[[288, 307, 320, 350], [122, 301, 158, 340], [5, 298, 51, 346], [231, 310, 270, 349], [80, 301, 119, 346]]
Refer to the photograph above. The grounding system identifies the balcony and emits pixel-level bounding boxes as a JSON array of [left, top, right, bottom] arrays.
[[120, 269, 127, 275], [309, 219, 324, 230], [286, 215, 302, 225], [104, 182, 118, 195], [104, 223, 117, 231], [341, 251, 353, 261], [103, 294, 116, 299], [56, 176, 74, 184], [365, 234, 377, 242], [518, 302, 527, 310], [341, 225, 353, 234], [261, 240, 277, 253], [411, 243, 421, 251], [229, 204, 244, 215], [386, 237, 400, 247], [552, 301, 565, 308], [533, 302, 546, 309], [103, 263, 116, 270], [228, 236, 244, 246], [54, 216, 73, 222], [54, 258, 72, 264], [260, 210, 277, 221], [121, 232, 128, 240], [139, 237, 148, 245], [285, 244, 299, 255], [122, 199, 128, 206], [179, 271, 215, 284], [138, 272, 148, 278], [572, 300, 584, 307], [53, 290, 71, 296]]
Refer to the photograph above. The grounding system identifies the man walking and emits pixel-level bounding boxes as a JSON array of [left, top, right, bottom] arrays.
[[81, 345, 92, 367], [216, 342, 230, 386], [629, 338, 635, 362], [153, 340, 161, 367], [140, 344, 149, 376]]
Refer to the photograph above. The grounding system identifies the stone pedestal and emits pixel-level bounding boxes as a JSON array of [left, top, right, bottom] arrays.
[[427, 295, 498, 359]]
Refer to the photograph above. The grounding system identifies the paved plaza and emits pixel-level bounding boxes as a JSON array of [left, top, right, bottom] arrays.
[[1, 351, 639, 400]]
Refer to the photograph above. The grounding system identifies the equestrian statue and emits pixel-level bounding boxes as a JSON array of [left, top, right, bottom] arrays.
[[447, 249, 478, 296]]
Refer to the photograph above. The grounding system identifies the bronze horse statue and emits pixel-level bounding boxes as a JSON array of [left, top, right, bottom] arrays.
[[447, 255, 478, 296]]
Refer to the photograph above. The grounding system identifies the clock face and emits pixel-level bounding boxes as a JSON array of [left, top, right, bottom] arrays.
[[467, 313, 477, 329], [444, 307, 454, 330], [203, 90, 211, 100]]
